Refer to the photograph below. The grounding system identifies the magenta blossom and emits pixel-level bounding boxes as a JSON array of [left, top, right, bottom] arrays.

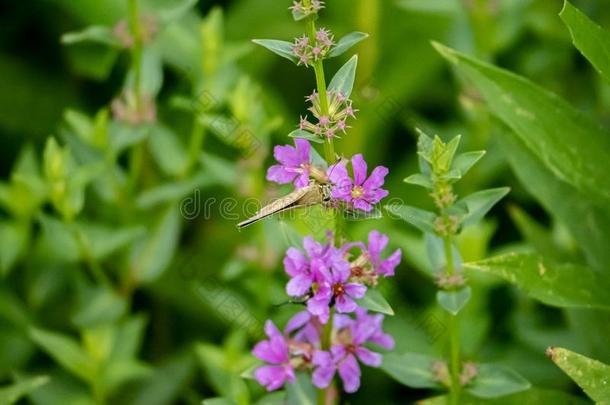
[[365, 230, 402, 277], [328, 154, 389, 211], [311, 311, 388, 393], [284, 236, 350, 298], [267, 139, 312, 188], [285, 310, 321, 346], [307, 264, 366, 324], [252, 320, 296, 391]]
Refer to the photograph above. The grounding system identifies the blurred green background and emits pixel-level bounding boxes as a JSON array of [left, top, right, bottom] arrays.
[[1, 0, 609, 403]]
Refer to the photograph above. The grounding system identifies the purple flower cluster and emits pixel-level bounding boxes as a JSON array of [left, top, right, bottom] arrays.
[[253, 308, 394, 393], [300, 90, 357, 139], [292, 28, 334, 66], [252, 233, 400, 393]]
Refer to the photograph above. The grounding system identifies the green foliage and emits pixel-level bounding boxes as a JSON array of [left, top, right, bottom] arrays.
[[465, 364, 531, 399], [547, 347, 610, 403]]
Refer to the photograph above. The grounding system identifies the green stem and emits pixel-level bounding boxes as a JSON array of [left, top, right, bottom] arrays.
[[183, 119, 206, 177], [68, 221, 111, 288], [444, 234, 461, 404]]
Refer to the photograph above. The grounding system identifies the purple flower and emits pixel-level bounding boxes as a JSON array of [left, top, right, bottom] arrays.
[[365, 230, 402, 277], [328, 154, 389, 211], [311, 314, 384, 393], [285, 310, 321, 346], [267, 139, 312, 188], [284, 237, 351, 299], [307, 264, 366, 323], [252, 321, 295, 391]]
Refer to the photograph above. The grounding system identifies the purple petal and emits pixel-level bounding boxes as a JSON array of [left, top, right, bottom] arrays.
[[367, 230, 388, 261], [286, 274, 312, 297], [266, 165, 297, 184], [356, 347, 382, 367], [351, 154, 368, 186], [283, 247, 308, 277], [294, 139, 311, 164], [344, 283, 367, 299], [273, 144, 300, 167], [327, 161, 348, 184], [353, 198, 373, 212], [264, 320, 282, 340], [312, 351, 335, 388], [252, 340, 287, 364], [379, 249, 401, 277], [285, 311, 311, 334], [362, 165, 388, 191], [335, 294, 358, 313], [307, 297, 330, 324], [254, 365, 293, 391], [294, 171, 310, 188], [338, 354, 361, 393], [370, 332, 395, 350]]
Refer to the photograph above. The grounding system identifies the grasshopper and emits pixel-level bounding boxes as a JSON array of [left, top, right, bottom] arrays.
[[237, 180, 332, 229]]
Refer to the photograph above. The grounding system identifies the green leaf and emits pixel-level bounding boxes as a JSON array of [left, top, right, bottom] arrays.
[[254, 392, 286, 405], [381, 352, 443, 389], [130, 205, 181, 283], [328, 55, 358, 98], [156, 0, 198, 25], [288, 129, 323, 144], [456, 188, 510, 227], [385, 204, 436, 234], [464, 253, 610, 311], [0, 221, 28, 277], [203, 398, 237, 405], [328, 32, 369, 58], [61, 26, 120, 47], [547, 347, 610, 403], [434, 42, 610, 209], [466, 364, 531, 398], [285, 373, 316, 405], [508, 205, 567, 261], [436, 286, 471, 315], [252, 39, 297, 64], [0, 376, 49, 405], [148, 125, 187, 177], [29, 327, 93, 383], [404, 173, 433, 189], [497, 127, 610, 272], [560, 1, 610, 83], [451, 151, 485, 178], [425, 233, 462, 274], [355, 289, 394, 315], [71, 287, 128, 328]]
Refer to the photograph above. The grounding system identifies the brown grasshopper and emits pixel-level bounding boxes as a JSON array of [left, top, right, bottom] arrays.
[[237, 180, 332, 229]]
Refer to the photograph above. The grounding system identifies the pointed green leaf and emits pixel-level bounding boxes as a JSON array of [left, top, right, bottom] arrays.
[[434, 42, 610, 208], [404, 173, 433, 189], [381, 352, 443, 389], [437, 286, 471, 315], [451, 151, 485, 178], [385, 204, 436, 234], [0, 376, 49, 405], [29, 328, 93, 382], [547, 347, 610, 403], [61, 26, 120, 47], [255, 392, 286, 405], [560, 1, 610, 83], [464, 253, 610, 310], [457, 188, 510, 227], [328, 32, 369, 58], [288, 129, 323, 144], [252, 39, 297, 64], [0, 221, 28, 277], [355, 289, 394, 315], [328, 55, 358, 98], [285, 373, 316, 405], [156, 0, 198, 24], [130, 205, 181, 283], [148, 125, 187, 177], [203, 399, 237, 405], [466, 364, 530, 398]]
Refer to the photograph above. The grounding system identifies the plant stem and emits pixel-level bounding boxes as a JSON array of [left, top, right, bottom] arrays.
[[68, 221, 111, 288], [444, 234, 461, 405]]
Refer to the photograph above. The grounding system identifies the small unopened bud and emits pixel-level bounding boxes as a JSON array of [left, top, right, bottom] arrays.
[[459, 362, 478, 386], [432, 361, 451, 387], [433, 215, 459, 237], [435, 273, 466, 289]]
